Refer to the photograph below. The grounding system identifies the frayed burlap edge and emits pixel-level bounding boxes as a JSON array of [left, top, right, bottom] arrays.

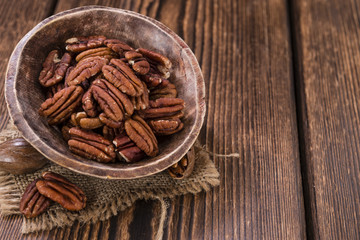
[[0, 119, 219, 234], [22, 147, 219, 233]]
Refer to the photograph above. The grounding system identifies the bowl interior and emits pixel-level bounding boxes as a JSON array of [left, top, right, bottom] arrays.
[[6, 7, 205, 179]]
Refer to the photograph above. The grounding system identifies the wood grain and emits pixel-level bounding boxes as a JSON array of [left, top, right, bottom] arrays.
[[0, 0, 307, 239], [0, 0, 56, 129], [290, 0, 360, 239]]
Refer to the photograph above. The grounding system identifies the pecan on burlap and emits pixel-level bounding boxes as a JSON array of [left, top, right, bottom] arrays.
[[148, 118, 184, 135], [75, 47, 117, 62], [39, 50, 71, 87], [39, 86, 84, 125], [125, 115, 158, 157], [125, 51, 150, 75], [102, 58, 144, 96], [65, 35, 106, 52], [149, 82, 177, 100], [168, 146, 195, 179], [131, 81, 149, 110], [68, 127, 116, 163], [20, 179, 52, 218], [138, 97, 185, 119], [104, 39, 134, 56], [91, 79, 134, 122], [66, 57, 109, 86], [36, 172, 86, 211], [113, 134, 145, 162]]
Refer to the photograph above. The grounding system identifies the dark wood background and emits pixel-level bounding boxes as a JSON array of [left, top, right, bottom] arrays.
[[0, 0, 359, 239]]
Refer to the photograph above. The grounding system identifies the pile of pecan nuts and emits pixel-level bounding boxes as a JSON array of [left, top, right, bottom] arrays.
[[38, 36, 185, 163], [20, 171, 86, 218]]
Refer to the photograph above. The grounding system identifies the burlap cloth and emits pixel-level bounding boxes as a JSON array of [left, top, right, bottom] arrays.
[[0, 120, 219, 235]]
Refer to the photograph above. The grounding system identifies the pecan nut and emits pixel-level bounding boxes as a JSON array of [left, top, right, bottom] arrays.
[[20, 179, 52, 218], [137, 48, 172, 70], [125, 51, 150, 75], [138, 98, 185, 119], [36, 172, 86, 211], [149, 82, 177, 100], [80, 117, 103, 129], [131, 81, 149, 110], [102, 125, 124, 141], [168, 146, 195, 179], [68, 127, 116, 163], [148, 118, 184, 135], [39, 50, 72, 87], [138, 48, 172, 78], [104, 39, 134, 56], [113, 134, 145, 162], [75, 47, 117, 62], [66, 35, 106, 52], [99, 113, 124, 129], [66, 56, 109, 86], [125, 115, 158, 157], [46, 82, 65, 99], [82, 86, 98, 117], [102, 58, 144, 96], [70, 112, 103, 129], [92, 79, 134, 121], [39, 86, 84, 125]]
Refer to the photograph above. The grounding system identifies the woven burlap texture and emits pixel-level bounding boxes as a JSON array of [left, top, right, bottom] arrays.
[[0, 120, 219, 234]]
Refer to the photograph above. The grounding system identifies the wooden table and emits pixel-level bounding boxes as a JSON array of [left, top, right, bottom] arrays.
[[0, 0, 359, 239]]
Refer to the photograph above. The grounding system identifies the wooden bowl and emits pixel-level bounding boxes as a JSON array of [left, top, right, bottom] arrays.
[[5, 6, 205, 179]]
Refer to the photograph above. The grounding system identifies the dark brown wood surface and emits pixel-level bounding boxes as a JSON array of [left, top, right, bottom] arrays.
[[290, 0, 360, 239], [9, 0, 360, 239]]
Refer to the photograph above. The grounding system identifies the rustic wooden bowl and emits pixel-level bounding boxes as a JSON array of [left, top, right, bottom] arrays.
[[5, 6, 205, 179]]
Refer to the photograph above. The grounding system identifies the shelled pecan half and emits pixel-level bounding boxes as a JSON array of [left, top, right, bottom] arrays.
[[92, 79, 134, 121], [39, 86, 84, 125], [148, 118, 184, 135], [149, 82, 177, 100], [75, 47, 117, 62], [82, 86, 98, 117], [39, 50, 72, 87], [131, 81, 149, 110], [66, 56, 109, 86], [66, 35, 106, 52], [138, 98, 184, 119], [99, 113, 124, 129], [138, 48, 172, 78], [36, 172, 86, 211], [68, 127, 116, 163], [113, 134, 145, 162], [102, 125, 124, 141], [104, 39, 134, 56], [125, 51, 150, 75], [46, 82, 65, 99], [125, 115, 158, 157], [168, 146, 195, 179], [20, 179, 52, 218], [102, 58, 144, 96]]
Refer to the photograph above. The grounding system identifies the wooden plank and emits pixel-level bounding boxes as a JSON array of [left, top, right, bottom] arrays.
[[0, 0, 306, 239], [0, 0, 56, 129], [290, 0, 360, 239]]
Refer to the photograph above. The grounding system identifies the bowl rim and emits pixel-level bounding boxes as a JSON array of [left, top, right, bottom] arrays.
[[5, 5, 206, 179]]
